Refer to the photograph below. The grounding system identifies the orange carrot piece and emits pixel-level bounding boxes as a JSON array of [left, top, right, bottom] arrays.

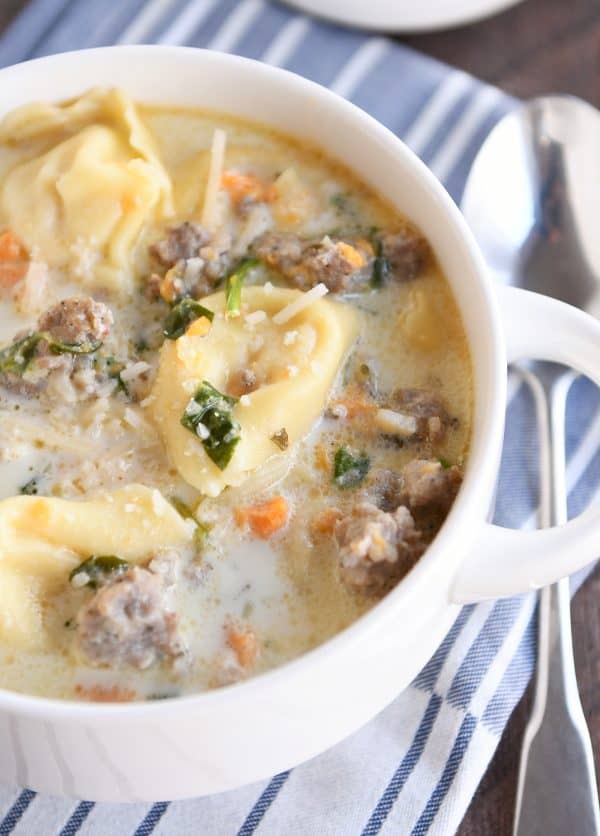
[[0, 230, 26, 262], [221, 170, 276, 206], [311, 507, 343, 536], [226, 623, 258, 668], [0, 261, 28, 288], [235, 495, 289, 538], [329, 394, 377, 420], [314, 444, 330, 472], [0, 231, 28, 288], [335, 241, 366, 269], [74, 684, 137, 703]]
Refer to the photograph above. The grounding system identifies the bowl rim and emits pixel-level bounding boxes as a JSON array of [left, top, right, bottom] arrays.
[[0, 45, 506, 719]]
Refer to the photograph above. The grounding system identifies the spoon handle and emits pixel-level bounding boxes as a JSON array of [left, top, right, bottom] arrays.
[[514, 367, 600, 836]]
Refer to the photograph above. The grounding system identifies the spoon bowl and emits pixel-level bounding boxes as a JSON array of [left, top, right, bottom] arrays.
[[462, 95, 600, 316]]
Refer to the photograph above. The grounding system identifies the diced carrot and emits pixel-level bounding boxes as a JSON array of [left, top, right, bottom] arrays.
[[0, 261, 28, 288], [226, 622, 258, 668], [329, 393, 377, 420], [0, 231, 28, 288], [235, 495, 289, 538], [314, 444, 330, 472], [159, 267, 183, 303], [336, 241, 366, 269], [311, 507, 343, 536], [185, 316, 212, 337], [0, 230, 26, 262], [221, 170, 276, 206], [74, 684, 137, 703]]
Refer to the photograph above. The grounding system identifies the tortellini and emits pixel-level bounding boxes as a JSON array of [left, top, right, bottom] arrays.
[[151, 286, 359, 497], [0, 88, 173, 292], [0, 485, 193, 650]]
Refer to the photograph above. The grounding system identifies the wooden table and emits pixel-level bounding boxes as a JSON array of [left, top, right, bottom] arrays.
[[0, 1, 598, 833]]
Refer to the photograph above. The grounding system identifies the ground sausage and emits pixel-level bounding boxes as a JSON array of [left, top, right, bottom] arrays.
[[147, 223, 230, 302], [1, 297, 112, 398], [150, 222, 211, 268], [381, 229, 430, 280], [295, 238, 364, 292], [359, 468, 404, 512], [255, 233, 369, 293], [75, 567, 184, 670], [400, 459, 462, 515], [253, 232, 303, 275], [334, 502, 424, 592], [38, 296, 113, 345], [390, 388, 454, 444]]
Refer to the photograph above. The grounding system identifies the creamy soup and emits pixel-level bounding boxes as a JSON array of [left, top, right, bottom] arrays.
[[0, 89, 471, 701]]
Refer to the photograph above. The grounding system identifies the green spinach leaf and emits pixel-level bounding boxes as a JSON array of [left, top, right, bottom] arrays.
[[333, 446, 370, 489], [225, 258, 260, 318], [163, 298, 214, 340], [181, 381, 241, 471], [69, 555, 129, 590], [371, 239, 390, 288]]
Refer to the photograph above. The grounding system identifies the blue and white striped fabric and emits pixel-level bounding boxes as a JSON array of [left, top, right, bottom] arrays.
[[0, 2, 598, 834]]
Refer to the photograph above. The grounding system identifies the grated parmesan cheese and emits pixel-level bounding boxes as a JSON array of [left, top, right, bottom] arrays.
[[375, 408, 418, 438], [273, 283, 328, 325], [120, 361, 151, 383], [283, 330, 298, 345], [123, 407, 144, 429], [245, 309, 267, 326], [201, 128, 227, 232]]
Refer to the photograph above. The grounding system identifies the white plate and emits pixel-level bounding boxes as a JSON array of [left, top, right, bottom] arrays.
[[282, 0, 525, 33]]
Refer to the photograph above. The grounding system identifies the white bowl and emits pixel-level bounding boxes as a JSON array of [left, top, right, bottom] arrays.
[[0, 46, 599, 802]]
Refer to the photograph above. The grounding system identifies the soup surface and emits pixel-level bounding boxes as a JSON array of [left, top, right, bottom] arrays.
[[0, 89, 471, 701]]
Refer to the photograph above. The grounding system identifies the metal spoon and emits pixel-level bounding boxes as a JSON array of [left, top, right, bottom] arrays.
[[462, 95, 600, 836]]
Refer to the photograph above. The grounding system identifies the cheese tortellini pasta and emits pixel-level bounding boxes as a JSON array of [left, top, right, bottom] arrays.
[[0, 88, 173, 291], [151, 286, 359, 496]]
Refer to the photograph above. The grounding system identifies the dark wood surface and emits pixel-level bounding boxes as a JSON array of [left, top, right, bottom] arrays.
[[0, 1, 598, 834], [402, 0, 600, 108]]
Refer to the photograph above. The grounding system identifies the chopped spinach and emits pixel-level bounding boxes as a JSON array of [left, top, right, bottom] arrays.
[[69, 555, 129, 589], [438, 457, 452, 470], [47, 336, 102, 355], [19, 478, 38, 496], [181, 381, 241, 471], [169, 496, 195, 518], [225, 258, 260, 318], [0, 331, 102, 378], [163, 298, 214, 340], [331, 193, 351, 213], [0, 333, 43, 376], [95, 355, 128, 394], [371, 239, 390, 288], [271, 428, 289, 450], [333, 446, 370, 489], [169, 496, 210, 554]]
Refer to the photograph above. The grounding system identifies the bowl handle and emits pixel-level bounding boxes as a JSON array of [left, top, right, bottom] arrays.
[[451, 284, 600, 603]]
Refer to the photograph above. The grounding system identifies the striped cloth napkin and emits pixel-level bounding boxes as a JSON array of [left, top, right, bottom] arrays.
[[0, 2, 598, 834]]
